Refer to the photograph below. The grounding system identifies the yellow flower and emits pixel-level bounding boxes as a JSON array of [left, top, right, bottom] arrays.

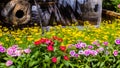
[[27, 37, 34, 41], [5, 37, 9, 41], [18, 41, 23, 44], [15, 38, 21, 41], [0, 33, 2, 37]]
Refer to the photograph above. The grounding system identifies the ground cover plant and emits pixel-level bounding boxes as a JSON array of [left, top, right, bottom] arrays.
[[0, 20, 120, 68]]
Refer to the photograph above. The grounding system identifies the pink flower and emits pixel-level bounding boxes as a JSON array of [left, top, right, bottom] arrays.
[[0, 45, 6, 53], [47, 45, 54, 52], [90, 50, 98, 56], [6, 60, 13, 66], [14, 50, 22, 56], [60, 46, 66, 51], [88, 45, 94, 49], [24, 48, 31, 54], [84, 49, 91, 56], [64, 56, 69, 60], [113, 50, 118, 56], [118, 4, 120, 9], [80, 43, 86, 48], [103, 41, 108, 46], [7, 47, 17, 57], [74, 54, 79, 58], [115, 39, 120, 45], [51, 57, 57, 63], [92, 41, 98, 45], [7, 45, 22, 57]]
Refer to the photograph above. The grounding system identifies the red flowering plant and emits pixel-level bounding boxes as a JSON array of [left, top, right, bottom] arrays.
[[30, 36, 72, 68]]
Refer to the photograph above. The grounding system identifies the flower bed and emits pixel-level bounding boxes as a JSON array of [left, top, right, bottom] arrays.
[[0, 20, 120, 67]]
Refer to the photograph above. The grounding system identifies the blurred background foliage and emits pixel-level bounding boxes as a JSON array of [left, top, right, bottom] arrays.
[[102, 0, 120, 12]]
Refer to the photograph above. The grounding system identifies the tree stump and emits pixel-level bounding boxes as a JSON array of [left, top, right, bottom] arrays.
[[1, 0, 31, 25]]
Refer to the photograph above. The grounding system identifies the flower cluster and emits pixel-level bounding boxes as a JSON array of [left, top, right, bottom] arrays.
[[7, 45, 31, 57], [0, 45, 31, 67], [34, 37, 69, 63], [68, 39, 120, 58], [34, 38, 54, 46]]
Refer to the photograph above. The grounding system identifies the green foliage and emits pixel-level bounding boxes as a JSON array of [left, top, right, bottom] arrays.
[[102, 0, 120, 12]]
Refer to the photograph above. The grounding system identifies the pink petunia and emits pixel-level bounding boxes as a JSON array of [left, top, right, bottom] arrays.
[[113, 50, 118, 56], [24, 48, 31, 54], [6, 60, 13, 66]]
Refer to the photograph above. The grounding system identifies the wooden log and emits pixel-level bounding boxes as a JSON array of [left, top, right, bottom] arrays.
[[102, 9, 120, 19]]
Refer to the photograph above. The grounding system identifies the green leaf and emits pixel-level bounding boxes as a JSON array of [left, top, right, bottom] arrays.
[[43, 63, 47, 68], [53, 64, 56, 68], [116, 60, 120, 64], [31, 51, 39, 58], [45, 55, 50, 62], [117, 65, 120, 68], [85, 64, 90, 68], [33, 65, 39, 68], [29, 60, 40, 67], [9, 65, 16, 68], [100, 62, 105, 67], [3, 57, 9, 60], [57, 57, 61, 64], [97, 62, 100, 66], [41, 44, 47, 47], [63, 60, 70, 67], [59, 64, 64, 68]]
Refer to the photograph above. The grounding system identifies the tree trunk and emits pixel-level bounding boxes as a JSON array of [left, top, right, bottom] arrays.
[[1, 0, 31, 25]]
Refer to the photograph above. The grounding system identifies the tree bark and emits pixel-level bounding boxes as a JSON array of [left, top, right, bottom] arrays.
[[1, 0, 31, 25]]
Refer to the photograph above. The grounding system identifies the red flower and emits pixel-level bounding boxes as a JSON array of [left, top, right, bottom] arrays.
[[52, 36, 63, 42], [52, 57, 57, 63], [49, 41, 54, 46], [58, 38, 63, 42], [53, 36, 58, 40], [34, 40, 41, 45], [47, 45, 54, 51], [60, 46, 66, 51], [40, 38, 47, 43], [64, 56, 69, 61]]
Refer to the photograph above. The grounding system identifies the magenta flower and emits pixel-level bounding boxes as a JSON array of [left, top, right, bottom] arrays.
[[80, 43, 86, 48], [90, 50, 98, 56], [84, 49, 91, 56], [88, 45, 94, 49], [75, 43, 82, 49], [115, 39, 120, 45], [113, 50, 118, 56], [74, 54, 79, 58], [103, 41, 108, 46], [0, 45, 6, 53], [6, 60, 13, 66], [24, 48, 31, 54], [69, 50, 76, 57]]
